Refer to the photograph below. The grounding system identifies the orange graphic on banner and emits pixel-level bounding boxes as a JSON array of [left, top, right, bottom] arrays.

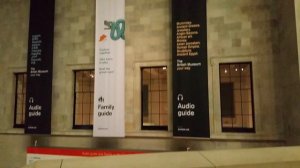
[[99, 34, 107, 42]]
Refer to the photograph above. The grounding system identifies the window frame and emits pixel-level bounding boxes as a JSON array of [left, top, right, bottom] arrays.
[[13, 72, 27, 128], [141, 66, 168, 131], [219, 62, 256, 133], [72, 69, 95, 129]]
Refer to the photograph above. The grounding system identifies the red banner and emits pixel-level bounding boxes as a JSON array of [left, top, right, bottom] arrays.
[[27, 147, 144, 164]]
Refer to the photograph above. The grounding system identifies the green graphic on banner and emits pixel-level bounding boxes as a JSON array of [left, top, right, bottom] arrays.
[[104, 19, 125, 40]]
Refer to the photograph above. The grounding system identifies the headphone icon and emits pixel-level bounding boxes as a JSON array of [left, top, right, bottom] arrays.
[[177, 94, 183, 101], [29, 97, 34, 104]]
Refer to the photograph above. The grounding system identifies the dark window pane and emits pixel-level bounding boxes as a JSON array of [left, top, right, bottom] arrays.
[[230, 64, 240, 77], [219, 63, 255, 133], [243, 116, 253, 128], [141, 67, 168, 130], [220, 83, 234, 117], [73, 70, 94, 129], [241, 90, 251, 102], [240, 64, 251, 77], [220, 64, 230, 77], [14, 73, 27, 128], [220, 77, 230, 83], [241, 77, 251, 89], [231, 77, 241, 89]]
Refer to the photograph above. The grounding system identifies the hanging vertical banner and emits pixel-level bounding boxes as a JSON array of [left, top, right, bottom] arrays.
[[172, 0, 210, 137], [94, 0, 125, 137], [25, 0, 55, 134]]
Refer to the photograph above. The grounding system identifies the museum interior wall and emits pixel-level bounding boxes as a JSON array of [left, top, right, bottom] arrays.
[[0, 0, 299, 168], [276, 0, 300, 145], [207, 0, 284, 139], [296, 0, 300, 78]]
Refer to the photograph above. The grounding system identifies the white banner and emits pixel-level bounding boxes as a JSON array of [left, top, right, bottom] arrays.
[[94, 0, 125, 137]]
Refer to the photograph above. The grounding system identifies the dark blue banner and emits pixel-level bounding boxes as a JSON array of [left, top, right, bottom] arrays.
[[172, 0, 210, 137], [25, 0, 55, 134]]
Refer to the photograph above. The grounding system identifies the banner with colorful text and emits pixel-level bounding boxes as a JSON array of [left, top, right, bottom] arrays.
[[93, 0, 125, 137]]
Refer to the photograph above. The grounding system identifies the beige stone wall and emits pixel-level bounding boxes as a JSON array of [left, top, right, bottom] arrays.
[[296, 0, 300, 78], [0, 0, 295, 167], [277, 0, 300, 145], [125, 0, 286, 139], [0, 0, 29, 133], [207, 0, 284, 139], [0, 0, 286, 137], [51, 0, 95, 135], [291, 0, 300, 144], [125, 0, 172, 136]]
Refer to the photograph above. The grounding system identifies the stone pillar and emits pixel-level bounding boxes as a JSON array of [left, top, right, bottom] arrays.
[[277, 0, 300, 145]]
